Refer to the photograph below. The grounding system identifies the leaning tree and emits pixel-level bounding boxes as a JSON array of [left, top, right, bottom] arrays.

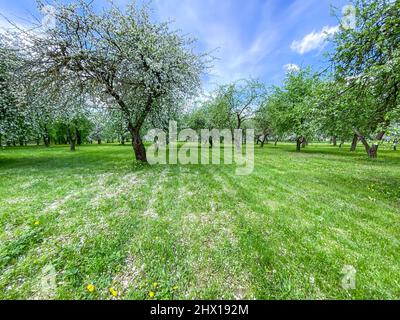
[[268, 68, 320, 151], [11, 0, 206, 162], [254, 99, 275, 148], [331, 0, 400, 158]]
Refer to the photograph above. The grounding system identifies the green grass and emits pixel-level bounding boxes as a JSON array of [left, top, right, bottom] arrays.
[[0, 143, 399, 300]]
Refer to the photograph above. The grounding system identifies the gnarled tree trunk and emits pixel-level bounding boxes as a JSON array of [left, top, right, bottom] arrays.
[[368, 144, 378, 158], [132, 132, 147, 162], [128, 124, 147, 162], [260, 135, 268, 148], [353, 128, 385, 158], [350, 134, 358, 152]]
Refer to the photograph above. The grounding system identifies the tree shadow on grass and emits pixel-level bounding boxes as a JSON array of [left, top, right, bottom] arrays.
[[277, 145, 400, 167], [0, 147, 149, 174]]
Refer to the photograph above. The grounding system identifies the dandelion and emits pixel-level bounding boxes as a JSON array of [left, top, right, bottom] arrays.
[[152, 282, 158, 288], [173, 286, 179, 291], [34, 221, 40, 226], [149, 291, 155, 298], [109, 287, 118, 297], [87, 284, 95, 293]]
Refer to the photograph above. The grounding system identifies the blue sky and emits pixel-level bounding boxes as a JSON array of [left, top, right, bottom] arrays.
[[0, 0, 350, 91]]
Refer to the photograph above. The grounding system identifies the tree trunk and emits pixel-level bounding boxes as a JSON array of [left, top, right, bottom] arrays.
[[76, 130, 82, 145], [366, 131, 385, 158], [121, 136, 125, 145], [67, 127, 76, 152], [353, 128, 381, 158], [302, 138, 307, 148], [359, 134, 371, 154], [236, 114, 241, 131], [44, 136, 50, 147], [209, 136, 213, 148], [350, 134, 358, 152], [332, 136, 337, 146], [261, 135, 268, 148], [131, 132, 147, 162], [274, 139, 278, 146], [98, 139, 102, 145], [43, 126, 50, 147], [70, 138, 76, 151], [296, 137, 303, 152], [368, 144, 378, 158], [128, 124, 147, 162]]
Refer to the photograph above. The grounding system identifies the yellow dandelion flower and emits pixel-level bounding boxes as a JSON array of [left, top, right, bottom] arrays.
[[173, 286, 179, 291], [109, 287, 118, 297], [152, 282, 158, 288], [149, 291, 155, 298], [34, 221, 40, 226], [87, 284, 95, 293]]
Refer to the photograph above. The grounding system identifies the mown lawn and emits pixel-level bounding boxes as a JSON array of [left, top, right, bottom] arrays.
[[0, 143, 399, 300]]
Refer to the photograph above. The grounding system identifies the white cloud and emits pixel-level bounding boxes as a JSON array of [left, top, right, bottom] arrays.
[[291, 25, 339, 54], [283, 64, 300, 73], [153, 0, 280, 91]]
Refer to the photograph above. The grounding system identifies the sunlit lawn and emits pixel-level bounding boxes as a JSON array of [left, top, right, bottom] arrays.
[[0, 143, 399, 299]]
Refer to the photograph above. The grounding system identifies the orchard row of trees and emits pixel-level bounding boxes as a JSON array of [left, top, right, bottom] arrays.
[[183, 0, 400, 158], [0, 0, 399, 160], [0, 71, 131, 148], [0, 0, 206, 162]]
